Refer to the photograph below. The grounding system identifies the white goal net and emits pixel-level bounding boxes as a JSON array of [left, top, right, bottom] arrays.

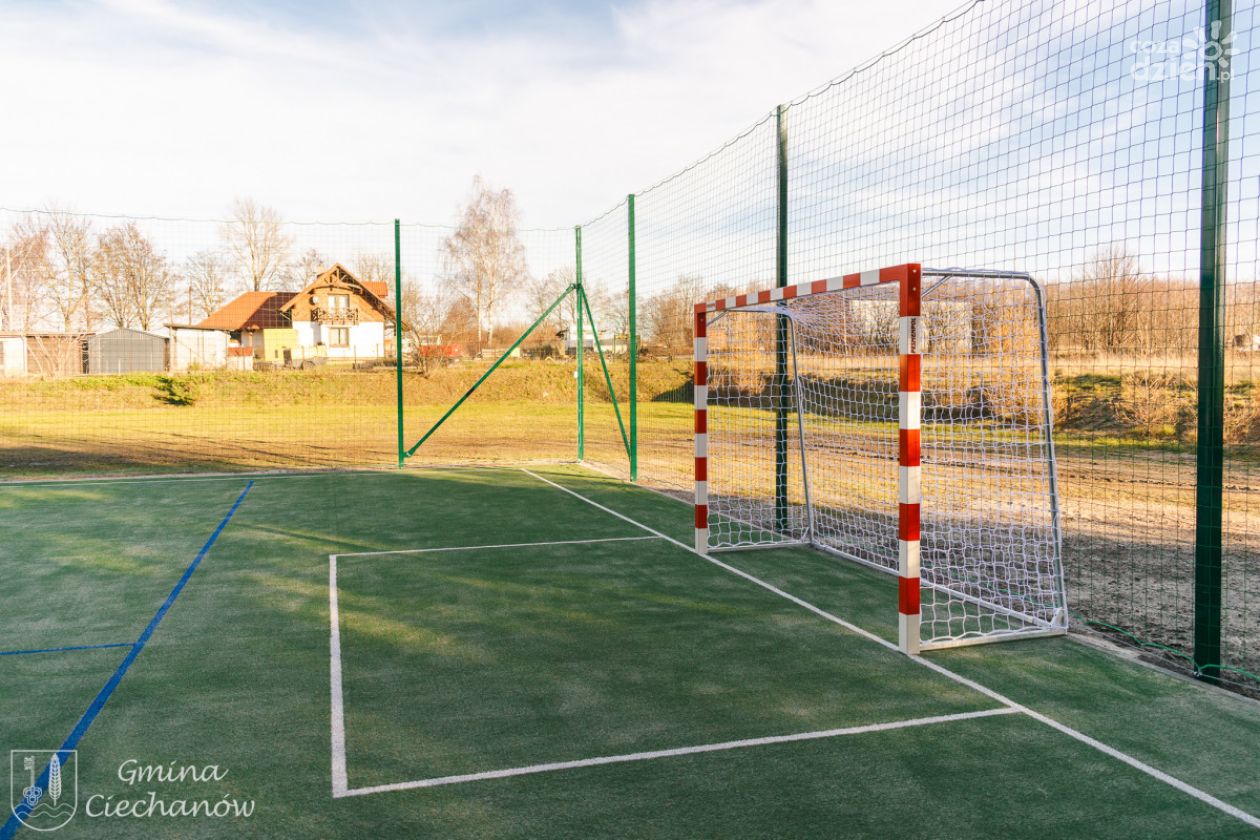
[[694, 265, 1067, 653]]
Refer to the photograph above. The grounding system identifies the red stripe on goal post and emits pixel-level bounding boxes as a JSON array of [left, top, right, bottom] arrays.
[[899, 430, 921, 467], [898, 576, 921, 614]]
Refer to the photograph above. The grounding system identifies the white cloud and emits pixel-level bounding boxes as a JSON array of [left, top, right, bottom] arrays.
[[0, 0, 964, 226]]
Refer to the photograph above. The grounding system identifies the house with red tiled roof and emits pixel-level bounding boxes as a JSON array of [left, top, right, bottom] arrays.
[[196, 264, 394, 365]]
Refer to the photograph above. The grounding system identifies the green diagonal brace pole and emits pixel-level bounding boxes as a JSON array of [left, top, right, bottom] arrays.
[[405, 283, 576, 458], [579, 284, 632, 461]]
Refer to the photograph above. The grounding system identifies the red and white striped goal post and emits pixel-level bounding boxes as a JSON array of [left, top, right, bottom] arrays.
[[693, 263, 924, 655]]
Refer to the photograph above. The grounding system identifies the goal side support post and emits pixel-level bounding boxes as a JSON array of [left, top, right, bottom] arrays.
[[694, 306, 710, 555], [898, 267, 922, 656]]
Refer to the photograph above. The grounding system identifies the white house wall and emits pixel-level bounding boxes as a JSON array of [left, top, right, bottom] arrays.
[[169, 329, 228, 372], [291, 321, 387, 360], [293, 321, 318, 350], [0, 337, 27, 377]]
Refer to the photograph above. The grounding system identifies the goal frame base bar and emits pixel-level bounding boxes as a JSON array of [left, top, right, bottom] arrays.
[[693, 263, 1067, 657]]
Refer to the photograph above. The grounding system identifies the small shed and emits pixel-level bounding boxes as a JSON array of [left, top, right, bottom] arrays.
[[85, 328, 168, 374], [0, 336, 27, 377], [169, 326, 229, 371]]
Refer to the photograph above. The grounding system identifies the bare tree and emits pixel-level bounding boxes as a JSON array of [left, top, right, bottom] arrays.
[[525, 266, 574, 336], [352, 253, 393, 288], [222, 198, 292, 292], [185, 250, 229, 322], [1059, 247, 1146, 353], [400, 279, 456, 373], [2, 219, 53, 332], [586, 283, 626, 338], [46, 209, 94, 331], [287, 247, 329, 287], [441, 177, 529, 354], [94, 224, 174, 331], [642, 274, 710, 355]]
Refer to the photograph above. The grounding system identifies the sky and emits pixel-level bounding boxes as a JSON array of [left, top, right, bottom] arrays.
[[0, 0, 965, 228]]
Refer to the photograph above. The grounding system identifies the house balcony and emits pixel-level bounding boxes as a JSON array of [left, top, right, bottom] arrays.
[[311, 307, 360, 324]]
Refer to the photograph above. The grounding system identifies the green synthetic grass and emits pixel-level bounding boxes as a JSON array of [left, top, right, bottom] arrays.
[[336, 537, 990, 788], [1, 466, 1258, 838]]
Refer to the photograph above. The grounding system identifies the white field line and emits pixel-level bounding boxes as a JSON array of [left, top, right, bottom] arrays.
[[333, 535, 661, 559], [328, 533, 665, 797], [336, 708, 1019, 798], [521, 468, 1260, 832], [329, 555, 349, 797]]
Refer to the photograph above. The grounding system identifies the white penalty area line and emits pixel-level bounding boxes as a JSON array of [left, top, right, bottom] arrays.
[[334, 708, 1018, 798], [520, 468, 1260, 832], [329, 533, 665, 797], [332, 535, 662, 559]]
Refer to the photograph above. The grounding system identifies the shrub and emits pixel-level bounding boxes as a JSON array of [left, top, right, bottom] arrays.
[[154, 375, 202, 406], [1226, 391, 1260, 447], [1116, 372, 1193, 440]]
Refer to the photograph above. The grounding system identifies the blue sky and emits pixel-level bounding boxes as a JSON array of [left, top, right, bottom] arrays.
[[0, 0, 964, 226]]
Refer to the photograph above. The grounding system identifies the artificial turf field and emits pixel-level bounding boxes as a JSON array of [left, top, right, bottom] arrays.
[[1, 465, 1259, 838]]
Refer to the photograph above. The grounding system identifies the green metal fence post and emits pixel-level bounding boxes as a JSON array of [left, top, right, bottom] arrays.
[[575, 225, 585, 462], [1194, 0, 1231, 684], [774, 104, 789, 532], [628, 193, 638, 481], [393, 219, 405, 469]]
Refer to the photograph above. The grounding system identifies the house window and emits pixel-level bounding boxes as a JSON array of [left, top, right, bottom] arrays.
[[329, 294, 349, 312], [329, 327, 350, 347]]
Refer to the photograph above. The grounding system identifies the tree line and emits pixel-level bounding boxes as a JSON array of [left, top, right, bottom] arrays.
[[7, 187, 1242, 366], [0, 198, 396, 334], [0, 180, 599, 361]]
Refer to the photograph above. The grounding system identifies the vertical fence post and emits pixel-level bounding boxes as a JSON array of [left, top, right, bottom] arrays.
[[393, 219, 405, 469], [1195, 0, 1231, 684], [575, 225, 585, 462], [774, 104, 790, 532], [628, 193, 638, 481]]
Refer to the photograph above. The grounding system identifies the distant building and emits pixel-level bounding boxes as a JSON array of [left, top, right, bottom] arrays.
[[85, 329, 167, 374], [168, 325, 230, 371], [0, 332, 92, 378], [0, 335, 26, 377], [196, 264, 395, 365], [565, 331, 629, 355]]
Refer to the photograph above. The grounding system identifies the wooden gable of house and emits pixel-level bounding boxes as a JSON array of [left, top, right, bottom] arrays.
[[281, 264, 394, 325]]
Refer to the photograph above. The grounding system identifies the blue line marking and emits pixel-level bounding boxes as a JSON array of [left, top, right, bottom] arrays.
[[0, 642, 134, 657], [1, 480, 253, 839]]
